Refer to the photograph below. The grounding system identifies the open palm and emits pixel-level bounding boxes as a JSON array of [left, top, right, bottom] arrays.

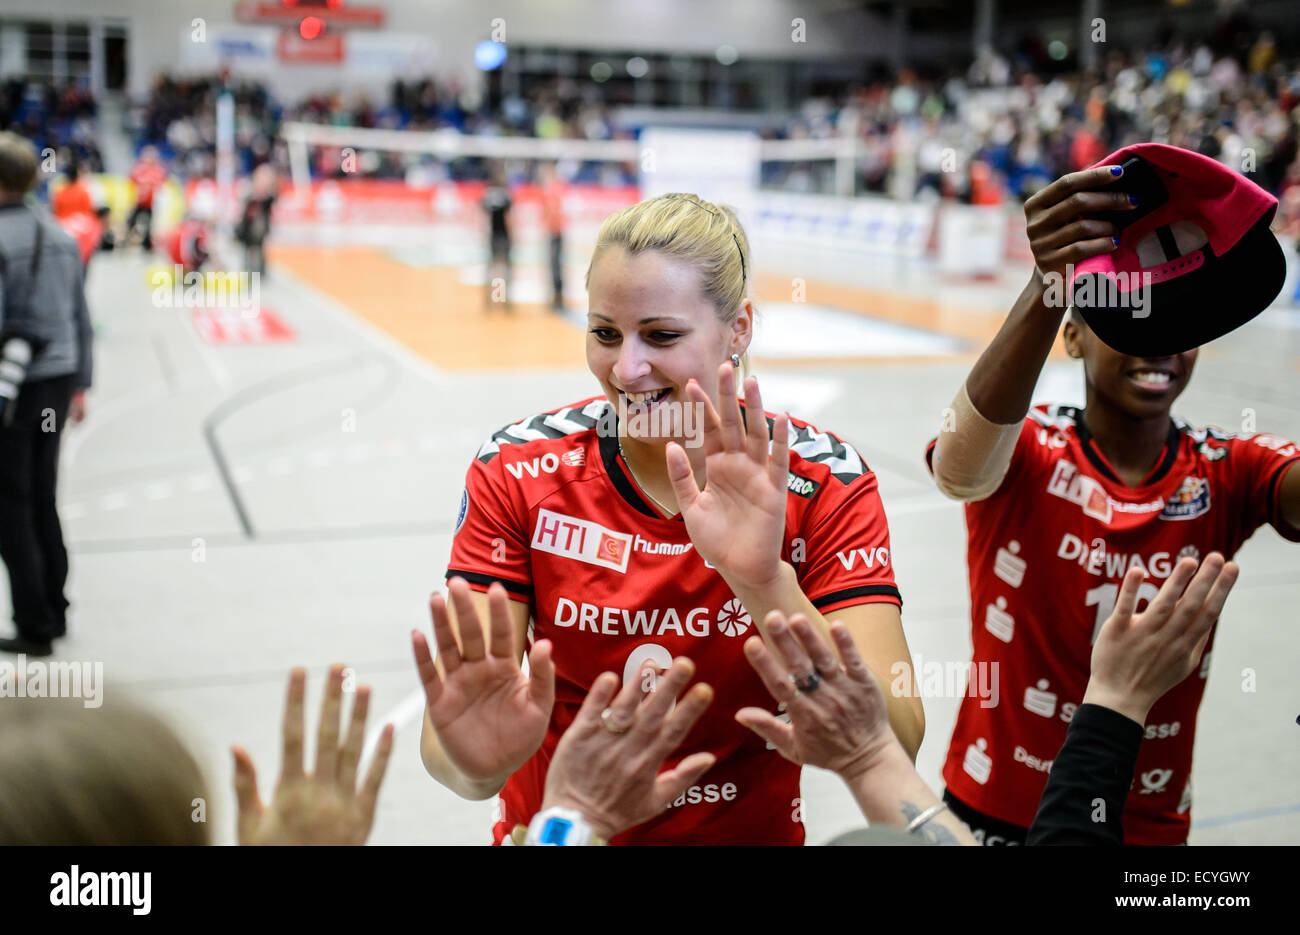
[[668, 364, 790, 587], [412, 578, 555, 783]]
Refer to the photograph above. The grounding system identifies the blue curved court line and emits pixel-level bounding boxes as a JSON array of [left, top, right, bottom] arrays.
[[1192, 801, 1300, 829]]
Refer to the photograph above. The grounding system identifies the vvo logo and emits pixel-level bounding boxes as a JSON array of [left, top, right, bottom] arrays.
[[532, 509, 632, 573], [835, 546, 890, 571], [506, 448, 583, 479]]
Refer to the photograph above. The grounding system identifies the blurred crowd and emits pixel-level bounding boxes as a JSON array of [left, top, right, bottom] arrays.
[[123, 70, 631, 186], [776, 36, 1300, 218], [3, 27, 1300, 227], [0, 78, 103, 173]]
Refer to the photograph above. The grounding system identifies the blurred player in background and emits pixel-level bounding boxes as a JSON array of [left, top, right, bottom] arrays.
[[50, 162, 93, 221], [927, 165, 1300, 845], [480, 162, 512, 311], [236, 164, 277, 276], [51, 163, 102, 270], [126, 145, 166, 252], [162, 213, 209, 274], [417, 192, 923, 844], [538, 161, 566, 312]]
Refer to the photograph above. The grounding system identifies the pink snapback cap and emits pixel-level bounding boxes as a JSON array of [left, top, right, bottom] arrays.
[[1068, 143, 1285, 356]]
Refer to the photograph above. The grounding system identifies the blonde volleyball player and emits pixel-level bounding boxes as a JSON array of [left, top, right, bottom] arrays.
[[413, 192, 924, 844]]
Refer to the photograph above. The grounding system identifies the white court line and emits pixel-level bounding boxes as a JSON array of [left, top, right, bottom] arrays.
[[177, 304, 233, 389], [362, 688, 427, 766], [61, 385, 171, 469], [99, 492, 128, 511]]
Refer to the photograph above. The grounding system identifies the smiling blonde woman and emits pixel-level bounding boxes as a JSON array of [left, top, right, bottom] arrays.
[[417, 192, 924, 845]]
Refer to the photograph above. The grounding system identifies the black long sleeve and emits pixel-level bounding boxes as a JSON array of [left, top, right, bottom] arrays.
[[1027, 703, 1143, 845]]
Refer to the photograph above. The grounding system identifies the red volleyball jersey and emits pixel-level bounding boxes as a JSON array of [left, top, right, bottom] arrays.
[[927, 404, 1300, 844], [448, 397, 902, 845], [130, 160, 167, 208]]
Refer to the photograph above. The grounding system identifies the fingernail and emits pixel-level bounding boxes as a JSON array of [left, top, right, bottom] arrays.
[[1111, 236, 1120, 246], [1128, 193, 1138, 205], [1110, 165, 1123, 176]]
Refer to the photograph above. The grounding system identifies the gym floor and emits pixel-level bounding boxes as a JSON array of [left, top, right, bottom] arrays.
[[26, 217, 1300, 845]]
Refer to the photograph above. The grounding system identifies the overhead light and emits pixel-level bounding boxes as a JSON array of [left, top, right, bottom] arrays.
[[626, 56, 649, 78], [298, 16, 324, 40], [716, 45, 738, 66], [475, 40, 507, 71]]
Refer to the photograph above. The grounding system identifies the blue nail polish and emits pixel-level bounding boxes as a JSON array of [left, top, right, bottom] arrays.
[[1128, 193, 1138, 205], [1110, 165, 1123, 176], [1111, 236, 1120, 246]]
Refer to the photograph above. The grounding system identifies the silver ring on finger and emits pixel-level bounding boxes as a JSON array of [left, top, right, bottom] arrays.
[[600, 707, 631, 734]]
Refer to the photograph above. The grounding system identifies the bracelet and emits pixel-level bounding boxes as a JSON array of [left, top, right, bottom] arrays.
[[905, 802, 949, 835]]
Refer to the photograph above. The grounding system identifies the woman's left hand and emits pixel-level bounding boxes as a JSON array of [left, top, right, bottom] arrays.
[[667, 363, 790, 589]]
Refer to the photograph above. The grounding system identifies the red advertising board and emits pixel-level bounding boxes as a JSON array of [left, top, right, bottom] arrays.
[[192, 307, 295, 344], [277, 30, 344, 63], [249, 179, 641, 226], [235, 2, 385, 27]]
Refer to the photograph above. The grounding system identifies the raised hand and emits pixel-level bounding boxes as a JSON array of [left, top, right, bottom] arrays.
[[1024, 164, 1137, 283], [666, 362, 790, 588], [540, 658, 715, 840], [412, 577, 555, 784], [233, 664, 393, 846], [1084, 553, 1238, 725], [735, 611, 898, 780]]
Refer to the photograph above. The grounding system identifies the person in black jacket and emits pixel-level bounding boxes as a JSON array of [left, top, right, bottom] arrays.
[[0, 131, 93, 657]]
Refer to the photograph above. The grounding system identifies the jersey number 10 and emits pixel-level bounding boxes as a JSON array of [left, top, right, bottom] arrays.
[[1085, 581, 1160, 644]]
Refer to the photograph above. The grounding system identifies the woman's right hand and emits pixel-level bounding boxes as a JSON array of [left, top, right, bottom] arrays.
[[411, 578, 555, 785], [1024, 164, 1137, 284]]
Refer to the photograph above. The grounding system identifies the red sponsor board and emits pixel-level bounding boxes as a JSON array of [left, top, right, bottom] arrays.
[[277, 30, 344, 63], [235, 2, 385, 27], [235, 179, 641, 226], [192, 307, 295, 344]]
